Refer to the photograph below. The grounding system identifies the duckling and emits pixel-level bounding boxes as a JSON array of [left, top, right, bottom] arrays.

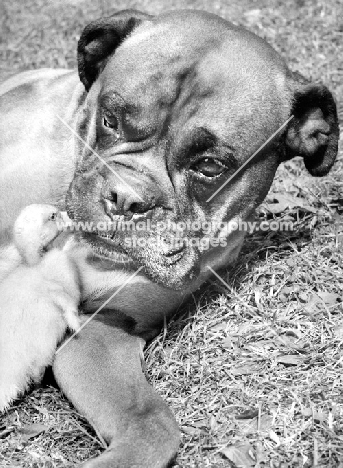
[[0, 204, 80, 411], [0, 244, 21, 283]]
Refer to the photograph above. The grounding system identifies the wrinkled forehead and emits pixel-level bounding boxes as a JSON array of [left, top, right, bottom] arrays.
[[99, 15, 290, 140], [100, 18, 223, 97], [102, 13, 285, 84]]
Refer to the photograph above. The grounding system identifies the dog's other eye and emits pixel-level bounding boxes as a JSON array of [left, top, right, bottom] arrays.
[[191, 158, 227, 178], [103, 116, 119, 131]]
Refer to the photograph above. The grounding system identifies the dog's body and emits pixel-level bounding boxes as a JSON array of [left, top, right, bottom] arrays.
[[0, 205, 80, 411], [0, 9, 339, 467]]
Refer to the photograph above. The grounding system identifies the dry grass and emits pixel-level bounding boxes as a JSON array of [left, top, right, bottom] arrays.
[[0, 0, 342, 467]]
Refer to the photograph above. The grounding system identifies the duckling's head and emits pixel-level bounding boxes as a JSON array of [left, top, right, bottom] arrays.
[[13, 204, 63, 266]]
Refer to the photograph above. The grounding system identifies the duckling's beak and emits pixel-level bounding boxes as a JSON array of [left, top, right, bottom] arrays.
[[59, 211, 73, 225]]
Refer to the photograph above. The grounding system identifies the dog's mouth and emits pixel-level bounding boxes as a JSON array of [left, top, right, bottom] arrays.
[[66, 188, 200, 289], [85, 229, 186, 263], [81, 231, 138, 265], [79, 226, 199, 290]]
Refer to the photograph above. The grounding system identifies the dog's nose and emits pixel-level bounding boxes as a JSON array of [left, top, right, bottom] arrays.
[[108, 188, 154, 216], [103, 174, 158, 217], [101, 164, 171, 218]]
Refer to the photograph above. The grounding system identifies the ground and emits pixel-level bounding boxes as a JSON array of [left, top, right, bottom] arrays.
[[0, 0, 342, 467]]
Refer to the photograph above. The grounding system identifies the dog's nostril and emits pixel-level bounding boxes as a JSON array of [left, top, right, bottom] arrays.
[[130, 202, 149, 214], [109, 192, 118, 204]]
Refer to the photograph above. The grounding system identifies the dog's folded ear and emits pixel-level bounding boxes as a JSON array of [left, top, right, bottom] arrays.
[[78, 9, 152, 91], [284, 73, 339, 176]]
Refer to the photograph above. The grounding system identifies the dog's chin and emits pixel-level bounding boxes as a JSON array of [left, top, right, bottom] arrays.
[[80, 231, 199, 290]]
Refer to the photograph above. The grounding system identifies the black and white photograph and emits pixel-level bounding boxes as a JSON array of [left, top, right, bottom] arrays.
[[0, 0, 342, 466]]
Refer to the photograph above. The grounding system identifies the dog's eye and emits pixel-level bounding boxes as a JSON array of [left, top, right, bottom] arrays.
[[191, 158, 227, 178], [103, 116, 119, 131]]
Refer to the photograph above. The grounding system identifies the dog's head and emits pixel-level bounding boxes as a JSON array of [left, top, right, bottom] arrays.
[[66, 9, 339, 290]]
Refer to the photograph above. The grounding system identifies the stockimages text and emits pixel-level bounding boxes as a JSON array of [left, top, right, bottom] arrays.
[[55, 217, 294, 250]]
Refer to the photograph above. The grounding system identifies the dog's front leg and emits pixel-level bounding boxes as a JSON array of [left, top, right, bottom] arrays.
[[52, 312, 180, 468]]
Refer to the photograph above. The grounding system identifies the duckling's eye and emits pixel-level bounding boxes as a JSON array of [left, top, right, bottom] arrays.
[[49, 213, 57, 221]]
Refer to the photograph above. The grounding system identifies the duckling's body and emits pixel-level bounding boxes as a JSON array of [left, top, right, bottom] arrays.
[[0, 204, 80, 411]]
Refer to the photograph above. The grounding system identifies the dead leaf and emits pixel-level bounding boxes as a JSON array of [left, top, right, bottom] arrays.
[[192, 419, 207, 429], [302, 408, 328, 422], [334, 325, 343, 339], [254, 288, 264, 312], [182, 425, 200, 436], [269, 430, 281, 446], [298, 292, 309, 303], [232, 363, 263, 375], [263, 193, 316, 214], [257, 414, 273, 433], [276, 354, 304, 366], [286, 258, 296, 267], [234, 322, 253, 336], [236, 409, 259, 420], [26, 450, 41, 459], [222, 336, 232, 348], [18, 423, 48, 441], [255, 439, 267, 464], [317, 292, 342, 306], [33, 405, 49, 416], [236, 414, 273, 434], [220, 442, 256, 467], [210, 321, 228, 332], [303, 292, 342, 315], [276, 335, 308, 351], [250, 339, 274, 348], [303, 294, 322, 315], [164, 346, 173, 358], [279, 286, 294, 297], [209, 415, 219, 431]]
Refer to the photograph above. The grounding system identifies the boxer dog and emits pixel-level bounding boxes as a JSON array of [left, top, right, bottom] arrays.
[[0, 9, 339, 468]]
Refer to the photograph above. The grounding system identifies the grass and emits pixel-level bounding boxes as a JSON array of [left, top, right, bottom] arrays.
[[0, 0, 342, 466]]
